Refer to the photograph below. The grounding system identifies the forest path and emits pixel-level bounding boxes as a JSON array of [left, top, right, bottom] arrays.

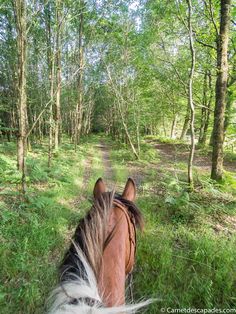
[[96, 141, 115, 190], [82, 153, 94, 187], [97, 140, 146, 193], [149, 140, 236, 175]]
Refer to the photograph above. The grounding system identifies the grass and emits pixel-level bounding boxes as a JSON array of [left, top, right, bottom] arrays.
[[108, 138, 236, 311], [0, 135, 104, 314], [1, 134, 236, 313]]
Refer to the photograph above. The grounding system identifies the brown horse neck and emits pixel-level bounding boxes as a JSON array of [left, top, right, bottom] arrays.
[[98, 202, 136, 307]]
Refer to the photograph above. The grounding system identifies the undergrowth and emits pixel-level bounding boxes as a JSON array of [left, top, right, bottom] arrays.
[[0, 135, 104, 314], [108, 137, 236, 311], [1, 134, 236, 313]]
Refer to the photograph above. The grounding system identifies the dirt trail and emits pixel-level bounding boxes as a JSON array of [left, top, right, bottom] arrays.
[[96, 142, 115, 190], [98, 141, 146, 193], [82, 153, 93, 188], [150, 140, 236, 174]]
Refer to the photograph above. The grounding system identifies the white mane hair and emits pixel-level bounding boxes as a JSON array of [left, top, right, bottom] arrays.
[[46, 242, 152, 314]]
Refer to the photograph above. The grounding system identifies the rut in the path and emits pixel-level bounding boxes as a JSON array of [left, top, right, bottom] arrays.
[[98, 141, 146, 194], [97, 142, 115, 190], [82, 153, 93, 188]]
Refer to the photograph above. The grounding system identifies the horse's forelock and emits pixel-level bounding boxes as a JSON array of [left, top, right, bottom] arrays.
[[60, 191, 143, 283], [60, 191, 115, 281]]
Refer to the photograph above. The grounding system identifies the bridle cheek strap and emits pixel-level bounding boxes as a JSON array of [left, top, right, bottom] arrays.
[[108, 200, 137, 275]]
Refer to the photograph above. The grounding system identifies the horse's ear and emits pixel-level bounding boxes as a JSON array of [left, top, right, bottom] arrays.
[[122, 178, 136, 202], [93, 178, 106, 199]]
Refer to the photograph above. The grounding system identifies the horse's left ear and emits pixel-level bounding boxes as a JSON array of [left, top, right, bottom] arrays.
[[122, 178, 136, 202], [93, 178, 106, 199]]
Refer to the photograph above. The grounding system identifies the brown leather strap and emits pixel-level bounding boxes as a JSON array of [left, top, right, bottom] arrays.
[[103, 200, 137, 274]]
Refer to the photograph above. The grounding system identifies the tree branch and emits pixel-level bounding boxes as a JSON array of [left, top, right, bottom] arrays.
[[195, 37, 216, 50]]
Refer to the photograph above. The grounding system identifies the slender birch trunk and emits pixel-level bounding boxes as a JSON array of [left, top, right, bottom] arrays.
[[198, 71, 208, 143], [48, 56, 55, 167], [74, 0, 84, 152], [186, 0, 196, 189], [170, 113, 178, 139], [199, 71, 213, 145], [44, 1, 55, 167], [117, 100, 139, 159], [14, 0, 27, 194], [54, 0, 62, 150]]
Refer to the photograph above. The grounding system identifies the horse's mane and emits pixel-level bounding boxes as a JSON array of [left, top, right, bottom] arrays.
[[46, 192, 151, 314], [47, 242, 152, 314], [60, 191, 143, 282]]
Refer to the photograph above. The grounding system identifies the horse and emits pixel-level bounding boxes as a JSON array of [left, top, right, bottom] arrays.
[[46, 178, 152, 313]]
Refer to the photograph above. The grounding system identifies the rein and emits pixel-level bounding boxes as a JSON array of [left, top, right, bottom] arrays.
[[103, 199, 137, 274]]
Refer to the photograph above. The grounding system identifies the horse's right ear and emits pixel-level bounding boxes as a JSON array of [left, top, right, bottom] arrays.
[[93, 178, 106, 199], [122, 177, 136, 202]]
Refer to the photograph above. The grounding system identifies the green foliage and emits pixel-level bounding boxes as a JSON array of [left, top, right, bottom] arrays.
[[139, 142, 160, 163], [0, 154, 21, 185], [0, 136, 105, 313], [110, 143, 137, 163], [135, 220, 236, 310], [27, 158, 48, 183], [0, 135, 236, 312], [108, 136, 236, 310]]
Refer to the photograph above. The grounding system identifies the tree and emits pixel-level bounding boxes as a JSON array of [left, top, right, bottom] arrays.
[[44, 0, 56, 167], [54, 0, 62, 150], [186, 0, 196, 189], [74, 0, 85, 151], [14, 0, 28, 193], [211, 0, 232, 181], [198, 70, 213, 145]]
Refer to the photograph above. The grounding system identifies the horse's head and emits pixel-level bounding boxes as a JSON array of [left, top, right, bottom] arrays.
[[47, 178, 151, 314], [93, 178, 143, 306]]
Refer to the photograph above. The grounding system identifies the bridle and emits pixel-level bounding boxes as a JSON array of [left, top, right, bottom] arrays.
[[103, 199, 137, 275]]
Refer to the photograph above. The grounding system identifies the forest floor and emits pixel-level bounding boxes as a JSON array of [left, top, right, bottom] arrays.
[[1, 135, 236, 313], [146, 138, 236, 175]]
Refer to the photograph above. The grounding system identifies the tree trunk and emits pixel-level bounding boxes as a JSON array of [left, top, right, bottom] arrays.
[[74, 0, 84, 151], [44, 1, 55, 167], [48, 59, 55, 167], [198, 71, 208, 143], [211, 0, 231, 181], [180, 107, 190, 140], [14, 0, 27, 194], [54, 0, 62, 150], [170, 113, 178, 139], [117, 100, 139, 159], [224, 76, 236, 137], [186, 0, 196, 189], [199, 71, 213, 145], [162, 115, 167, 137]]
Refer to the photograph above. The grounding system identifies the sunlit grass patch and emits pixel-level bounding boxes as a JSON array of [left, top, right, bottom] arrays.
[[108, 136, 236, 309], [1, 134, 236, 312], [0, 136, 104, 313], [134, 197, 236, 310]]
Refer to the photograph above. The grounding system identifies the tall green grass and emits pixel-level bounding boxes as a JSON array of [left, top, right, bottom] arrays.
[[0, 135, 236, 313], [0, 136, 104, 314], [109, 139, 236, 311]]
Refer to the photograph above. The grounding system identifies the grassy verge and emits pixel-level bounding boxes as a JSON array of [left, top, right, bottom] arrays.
[[0, 135, 104, 314], [107, 137, 236, 311], [1, 135, 236, 313]]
